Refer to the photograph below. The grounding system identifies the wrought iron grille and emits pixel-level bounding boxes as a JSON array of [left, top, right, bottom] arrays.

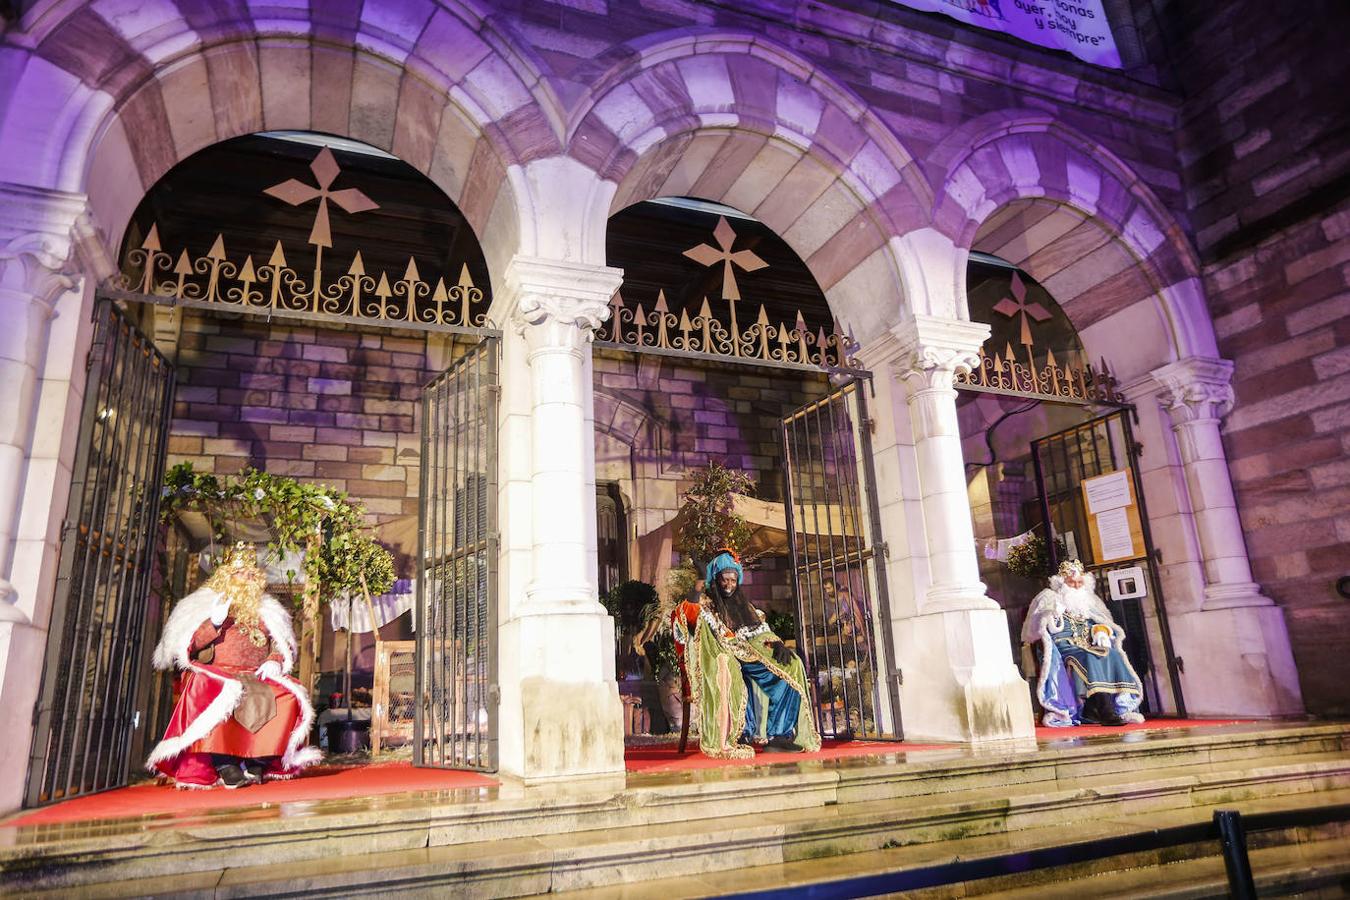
[[416, 337, 499, 771], [782, 379, 903, 741], [26, 300, 175, 807], [1030, 410, 1185, 717]]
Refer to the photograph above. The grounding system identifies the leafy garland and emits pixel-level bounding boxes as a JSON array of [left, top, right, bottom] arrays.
[[1004, 534, 1050, 581], [160, 462, 395, 606]]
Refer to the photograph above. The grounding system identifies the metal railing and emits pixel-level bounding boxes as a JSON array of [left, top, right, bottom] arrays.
[[719, 804, 1350, 899], [781, 378, 902, 741], [25, 301, 175, 806], [415, 336, 499, 772]]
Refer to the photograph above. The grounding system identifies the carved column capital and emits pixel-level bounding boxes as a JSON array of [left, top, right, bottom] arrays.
[[890, 314, 990, 396], [1151, 357, 1235, 424], [0, 233, 79, 316], [0, 184, 94, 312], [506, 256, 623, 353]]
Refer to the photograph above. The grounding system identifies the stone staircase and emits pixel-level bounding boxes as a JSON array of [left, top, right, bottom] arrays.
[[2, 722, 1347, 898]]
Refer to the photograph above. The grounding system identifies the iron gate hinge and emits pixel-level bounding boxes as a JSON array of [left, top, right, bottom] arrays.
[[875, 541, 890, 559], [1176, 656, 1185, 675], [489, 684, 501, 706], [31, 702, 42, 727], [862, 417, 876, 434], [892, 669, 903, 686]]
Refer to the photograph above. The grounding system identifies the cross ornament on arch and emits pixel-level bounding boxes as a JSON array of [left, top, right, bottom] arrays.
[[682, 216, 768, 301], [992, 270, 1050, 348], [264, 147, 379, 249]]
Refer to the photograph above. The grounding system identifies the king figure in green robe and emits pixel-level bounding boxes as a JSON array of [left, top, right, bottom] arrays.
[[672, 551, 821, 758]]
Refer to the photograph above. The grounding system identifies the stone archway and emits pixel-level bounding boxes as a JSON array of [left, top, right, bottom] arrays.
[[936, 116, 1304, 719], [566, 29, 933, 344], [0, 1, 580, 801]]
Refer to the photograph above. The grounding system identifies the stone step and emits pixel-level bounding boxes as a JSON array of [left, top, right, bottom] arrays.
[[4, 724, 1346, 897], [560, 787, 1350, 900], [21, 776, 1349, 898]]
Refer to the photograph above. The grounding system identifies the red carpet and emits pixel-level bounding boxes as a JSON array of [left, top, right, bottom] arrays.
[[8, 720, 1256, 827], [1035, 717, 1254, 739], [624, 738, 951, 774], [9, 762, 498, 827]]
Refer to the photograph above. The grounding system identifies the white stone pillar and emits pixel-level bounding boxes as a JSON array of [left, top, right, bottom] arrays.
[[1147, 357, 1304, 717], [859, 315, 1035, 743], [0, 185, 94, 813], [895, 317, 997, 613], [496, 256, 625, 781], [0, 202, 79, 619]]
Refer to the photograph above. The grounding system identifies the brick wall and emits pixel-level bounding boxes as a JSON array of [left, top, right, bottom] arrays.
[[1136, 1, 1350, 714], [166, 311, 433, 528], [595, 349, 831, 615]]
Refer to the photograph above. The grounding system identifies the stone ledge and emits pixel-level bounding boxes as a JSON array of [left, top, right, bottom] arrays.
[[1, 722, 1346, 894]]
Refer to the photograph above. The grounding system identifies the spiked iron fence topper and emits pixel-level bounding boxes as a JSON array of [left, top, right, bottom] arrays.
[[110, 146, 491, 334]]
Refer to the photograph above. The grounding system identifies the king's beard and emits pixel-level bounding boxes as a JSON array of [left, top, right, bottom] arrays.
[[205, 565, 269, 647], [1056, 580, 1099, 617]]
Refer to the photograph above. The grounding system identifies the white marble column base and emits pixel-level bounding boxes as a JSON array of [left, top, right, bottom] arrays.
[[0, 621, 47, 812], [1202, 582, 1276, 610], [893, 608, 1036, 743], [1169, 604, 1305, 718], [497, 612, 624, 781]]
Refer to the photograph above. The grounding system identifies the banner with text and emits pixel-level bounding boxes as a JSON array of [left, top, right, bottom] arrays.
[[894, 0, 1122, 68]]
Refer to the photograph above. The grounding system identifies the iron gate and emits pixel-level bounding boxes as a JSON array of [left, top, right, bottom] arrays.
[[1030, 410, 1186, 717], [416, 336, 499, 770], [26, 300, 175, 807], [782, 378, 903, 740]]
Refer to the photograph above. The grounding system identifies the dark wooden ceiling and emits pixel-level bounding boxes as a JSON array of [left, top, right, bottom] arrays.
[[121, 133, 492, 302], [606, 200, 836, 339]]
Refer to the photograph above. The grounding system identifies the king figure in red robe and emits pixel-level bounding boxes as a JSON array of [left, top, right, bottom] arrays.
[[145, 542, 321, 788]]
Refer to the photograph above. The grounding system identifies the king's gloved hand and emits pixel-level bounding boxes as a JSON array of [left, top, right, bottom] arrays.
[[209, 597, 231, 626], [1091, 626, 1113, 649], [255, 660, 282, 680], [771, 641, 794, 666]]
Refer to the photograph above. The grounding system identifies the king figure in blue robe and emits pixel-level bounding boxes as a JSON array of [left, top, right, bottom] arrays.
[[1022, 559, 1146, 727]]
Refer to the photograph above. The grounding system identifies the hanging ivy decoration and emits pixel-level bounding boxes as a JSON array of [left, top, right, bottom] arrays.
[[160, 461, 395, 607]]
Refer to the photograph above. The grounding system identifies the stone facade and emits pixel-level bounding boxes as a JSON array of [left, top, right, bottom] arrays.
[[1133, 0, 1350, 716], [0, 0, 1338, 810], [164, 311, 434, 525], [594, 348, 827, 610]]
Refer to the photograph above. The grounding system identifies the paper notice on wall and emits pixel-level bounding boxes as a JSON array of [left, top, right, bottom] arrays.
[[1082, 470, 1131, 514], [888, 0, 1122, 68], [1095, 507, 1135, 561]]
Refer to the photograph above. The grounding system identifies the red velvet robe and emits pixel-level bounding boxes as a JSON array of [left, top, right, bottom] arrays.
[[146, 590, 320, 788]]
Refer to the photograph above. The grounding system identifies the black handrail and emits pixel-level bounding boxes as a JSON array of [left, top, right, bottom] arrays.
[[717, 803, 1350, 899]]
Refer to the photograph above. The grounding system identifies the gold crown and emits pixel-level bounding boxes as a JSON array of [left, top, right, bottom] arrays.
[[1058, 558, 1085, 578], [224, 541, 259, 569]]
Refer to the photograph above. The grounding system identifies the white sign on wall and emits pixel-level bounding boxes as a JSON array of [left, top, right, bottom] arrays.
[[891, 0, 1123, 69]]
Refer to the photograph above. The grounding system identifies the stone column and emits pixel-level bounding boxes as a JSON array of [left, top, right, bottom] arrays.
[[1147, 357, 1304, 716], [0, 214, 78, 621], [496, 255, 626, 781], [859, 314, 1035, 742], [895, 317, 997, 613], [0, 185, 93, 813]]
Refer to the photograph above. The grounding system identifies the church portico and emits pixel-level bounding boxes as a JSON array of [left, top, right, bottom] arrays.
[[0, 1, 1342, 858]]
